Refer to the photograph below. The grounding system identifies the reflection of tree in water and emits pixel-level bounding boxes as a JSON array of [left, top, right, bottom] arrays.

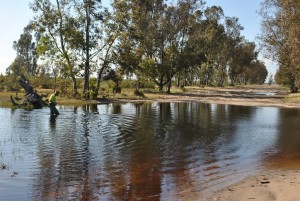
[[33, 106, 95, 200], [87, 103, 255, 200], [31, 102, 258, 200], [98, 103, 163, 200], [265, 108, 300, 167], [97, 103, 220, 199], [111, 104, 121, 114]]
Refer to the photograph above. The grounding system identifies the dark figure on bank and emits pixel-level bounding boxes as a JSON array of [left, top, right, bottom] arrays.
[[49, 91, 60, 116]]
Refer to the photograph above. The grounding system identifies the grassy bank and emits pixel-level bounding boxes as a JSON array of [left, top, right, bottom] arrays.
[[1, 84, 299, 109], [0, 87, 184, 108]]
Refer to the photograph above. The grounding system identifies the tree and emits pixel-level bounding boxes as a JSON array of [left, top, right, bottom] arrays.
[[198, 6, 226, 86], [165, 0, 206, 91], [259, 0, 300, 92], [30, 0, 80, 96], [112, 0, 206, 92], [267, 73, 274, 85], [11, 28, 39, 76], [228, 42, 257, 84], [244, 60, 268, 84], [219, 17, 244, 86], [31, 0, 110, 98], [70, 0, 107, 98]]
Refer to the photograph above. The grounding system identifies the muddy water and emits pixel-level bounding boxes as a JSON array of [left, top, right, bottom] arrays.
[[1, 102, 300, 200]]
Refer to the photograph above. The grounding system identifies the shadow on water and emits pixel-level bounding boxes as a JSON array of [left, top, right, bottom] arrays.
[[1, 102, 300, 200]]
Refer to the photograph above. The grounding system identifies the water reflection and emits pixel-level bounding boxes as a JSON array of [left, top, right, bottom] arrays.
[[0, 103, 299, 200], [264, 108, 300, 168]]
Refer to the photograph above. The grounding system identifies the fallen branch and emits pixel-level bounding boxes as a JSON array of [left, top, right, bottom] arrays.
[[10, 73, 50, 109]]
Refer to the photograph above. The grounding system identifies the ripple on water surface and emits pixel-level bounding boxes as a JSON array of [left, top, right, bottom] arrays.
[[1, 103, 299, 200]]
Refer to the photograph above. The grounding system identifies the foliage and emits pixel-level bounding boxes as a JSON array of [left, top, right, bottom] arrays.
[[133, 89, 145, 97], [0, 74, 21, 92], [3, 0, 272, 99], [259, 0, 300, 92], [111, 0, 267, 91], [6, 27, 39, 76]]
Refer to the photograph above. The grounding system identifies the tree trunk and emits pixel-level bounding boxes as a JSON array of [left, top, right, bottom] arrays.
[[83, 1, 91, 98], [71, 74, 78, 97], [95, 67, 105, 97], [11, 73, 49, 108]]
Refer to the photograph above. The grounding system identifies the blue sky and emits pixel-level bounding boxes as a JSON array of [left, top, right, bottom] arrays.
[[0, 1, 34, 74], [207, 0, 261, 42], [0, 0, 277, 75]]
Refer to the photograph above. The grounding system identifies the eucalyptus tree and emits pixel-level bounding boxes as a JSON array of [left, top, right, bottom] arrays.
[[70, 0, 110, 97], [94, 15, 119, 98], [124, 0, 171, 92], [11, 27, 40, 76], [30, 0, 110, 98], [155, 0, 206, 92], [30, 0, 80, 96], [168, 0, 206, 89], [198, 5, 225, 86], [244, 60, 268, 84], [112, 0, 166, 91], [6, 57, 29, 77], [228, 42, 258, 84], [7, 32, 36, 76], [259, 0, 300, 92], [219, 17, 244, 86], [178, 7, 206, 86], [110, 0, 143, 88], [112, 0, 205, 92]]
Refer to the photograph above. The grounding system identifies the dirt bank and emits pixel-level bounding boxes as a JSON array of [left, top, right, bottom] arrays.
[[207, 169, 300, 201], [115, 84, 300, 108]]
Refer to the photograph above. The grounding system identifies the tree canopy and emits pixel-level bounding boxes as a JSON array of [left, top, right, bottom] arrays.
[[259, 0, 300, 92], [5, 0, 269, 98]]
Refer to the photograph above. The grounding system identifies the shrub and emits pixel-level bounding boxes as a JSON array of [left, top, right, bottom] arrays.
[[134, 89, 145, 97]]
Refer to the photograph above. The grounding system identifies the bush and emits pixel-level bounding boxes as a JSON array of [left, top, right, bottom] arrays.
[[121, 79, 156, 89], [1, 75, 21, 92], [134, 89, 145, 97], [27, 75, 51, 89], [81, 89, 97, 100]]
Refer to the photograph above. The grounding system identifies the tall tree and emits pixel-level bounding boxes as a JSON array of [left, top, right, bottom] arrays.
[[112, 0, 205, 92], [31, 0, 110, 98], [199, 6, 225, 86], [219, 17, 243, 86], [69, 0, 111, 98], [164, 0, 206, 91], [259, 0, 300, 92], [228, 42, 258, 84], [70, 0, 100, 97], [30, 0, 80, 96], [8, 27, 39, 76], [245, 60, 268, 84]]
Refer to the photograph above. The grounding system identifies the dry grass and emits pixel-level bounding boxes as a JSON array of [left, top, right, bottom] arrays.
[[2, 84, 300, 108], [0, 92, 17, 107], [0, 87, 185, 108], [284, 93, 300, 103]]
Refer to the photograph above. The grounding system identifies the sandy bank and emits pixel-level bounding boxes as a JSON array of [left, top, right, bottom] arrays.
[[114, 85, 300, 108], [207, 169, 300, 201]]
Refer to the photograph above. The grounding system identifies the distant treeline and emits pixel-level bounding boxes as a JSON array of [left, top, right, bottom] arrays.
[[5, 0, 290, 99]]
